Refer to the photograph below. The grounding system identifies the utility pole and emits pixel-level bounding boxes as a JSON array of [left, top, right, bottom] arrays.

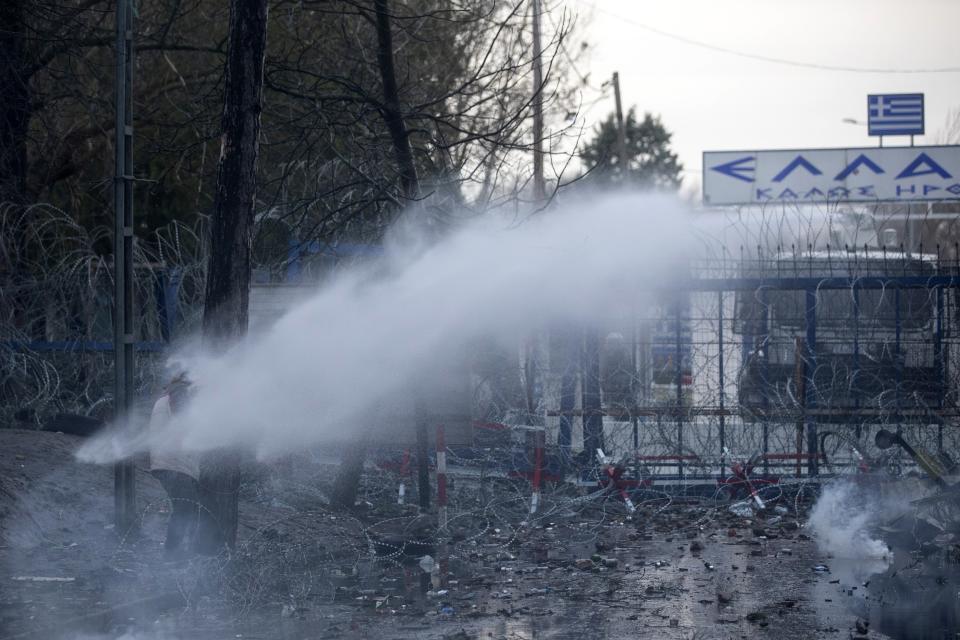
[[613, 71, 649, 431], [113, 0, 136, 532], [531, 0, 545, 200], [612, 71, 629, 177], [525, 0, 545, 433]]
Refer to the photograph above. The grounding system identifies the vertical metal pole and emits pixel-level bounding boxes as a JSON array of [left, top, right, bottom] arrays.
[[656, 407, 662, 479], [895, 287, 902, 430], [718, 290, 726, 480], [760, 288, 770, 475], [937, 287, 944, 449], [557, 326, 575, 459], [414, 396, 431, 511], [675, 297, 684, 480], [530, 427, 544, 514], [638, 298, 650, 470], [805, 289, 818, 476], [436, 424, 447, 526], [631, 307, 640, 480], [762, 423, 769, 476], [936, 286, 944, 409], [945, 281, 952, 411], [853, 286, 861, 416], [523, 337, 538, 420], [113, 0, 136, 531], [530, 0, 544, 200], [936, 288, 944, 451], [794, 337, 805, 478]]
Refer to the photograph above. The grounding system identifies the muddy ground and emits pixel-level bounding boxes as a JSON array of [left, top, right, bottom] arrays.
[[0, 430, 913, 639]]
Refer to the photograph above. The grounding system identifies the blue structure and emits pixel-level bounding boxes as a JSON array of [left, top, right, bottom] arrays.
[[285, 240, 383, 283]]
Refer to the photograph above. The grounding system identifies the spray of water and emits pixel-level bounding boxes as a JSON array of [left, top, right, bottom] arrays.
[[77, 192, 695, 463]]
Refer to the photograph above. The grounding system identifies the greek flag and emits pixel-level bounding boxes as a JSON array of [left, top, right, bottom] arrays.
[[868, 94, 924, 136]]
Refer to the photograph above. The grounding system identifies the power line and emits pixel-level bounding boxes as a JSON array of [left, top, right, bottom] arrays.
[[580, 1, 960, 74]]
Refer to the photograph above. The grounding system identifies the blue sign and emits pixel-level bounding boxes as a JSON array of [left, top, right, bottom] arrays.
[[868, 93, 924, 137]]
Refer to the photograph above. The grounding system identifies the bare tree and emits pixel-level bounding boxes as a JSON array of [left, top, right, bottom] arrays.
[[3, 0, 589, 520], [0, 0, 29, 204]]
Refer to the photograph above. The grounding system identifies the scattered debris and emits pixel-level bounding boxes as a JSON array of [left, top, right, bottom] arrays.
[[419, 555, 436, 573], [2, 429, 928, 639]]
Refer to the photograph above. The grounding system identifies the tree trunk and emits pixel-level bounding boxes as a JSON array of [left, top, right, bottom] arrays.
[[195, 0, 269, 555], [329, 436, 369, 509], [0, 0, 30, 204], [373, 0, 419, 203], [374, 0, 433, 511], [331, 0, 429, 513]]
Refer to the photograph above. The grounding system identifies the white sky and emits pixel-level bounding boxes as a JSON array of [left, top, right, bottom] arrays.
[[567, 0, 960, 197]]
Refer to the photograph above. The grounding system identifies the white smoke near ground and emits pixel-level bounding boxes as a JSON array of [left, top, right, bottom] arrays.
[[807, 479, 928, 561], [78, 192, 695, 463]]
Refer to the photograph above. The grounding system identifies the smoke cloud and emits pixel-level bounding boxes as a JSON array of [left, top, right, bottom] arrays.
[[808, 480, 908, 560]]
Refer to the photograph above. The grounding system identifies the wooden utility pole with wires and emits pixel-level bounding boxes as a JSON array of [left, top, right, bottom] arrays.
[[612, 71, 629, 176]]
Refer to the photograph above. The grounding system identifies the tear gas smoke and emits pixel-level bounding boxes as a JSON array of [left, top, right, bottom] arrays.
[[78, 192, 695, 463], [808, 480, 903, 560]]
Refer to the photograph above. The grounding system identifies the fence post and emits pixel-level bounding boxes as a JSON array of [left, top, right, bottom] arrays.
[[805, 288, 819, 476], [718, 290, 726, 479], [675, 298, 684, 481], [794, 337, 805, 478], [760, 288, 770, 476], [530, 427, 544, 514], [436, 424, 447, 528], [398, 449, 410, 505]]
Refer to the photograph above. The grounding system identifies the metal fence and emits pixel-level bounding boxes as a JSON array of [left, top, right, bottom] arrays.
[[525, 247, 960, 486]]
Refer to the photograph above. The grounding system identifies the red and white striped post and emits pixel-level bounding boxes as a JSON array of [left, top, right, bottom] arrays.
[[436, 424, 448, 528], [530, 427, 544, 514]]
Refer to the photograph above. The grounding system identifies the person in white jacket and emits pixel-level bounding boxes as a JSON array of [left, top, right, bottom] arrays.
[[148, 372, 200, 556]]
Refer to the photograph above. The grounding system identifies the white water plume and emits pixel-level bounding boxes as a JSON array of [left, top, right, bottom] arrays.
[[78, 192, 695, 462]]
